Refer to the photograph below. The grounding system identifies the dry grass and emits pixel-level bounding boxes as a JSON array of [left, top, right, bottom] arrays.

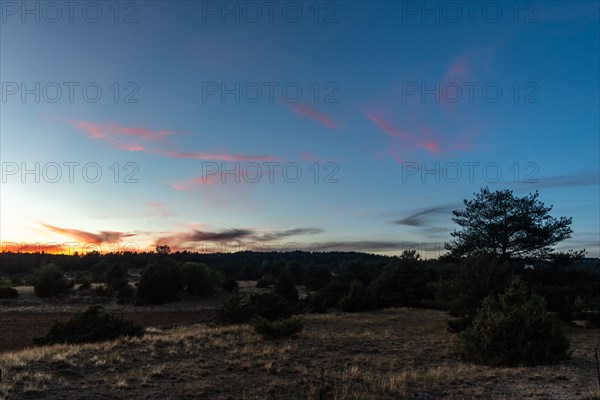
[[1, 308, 599, 399]]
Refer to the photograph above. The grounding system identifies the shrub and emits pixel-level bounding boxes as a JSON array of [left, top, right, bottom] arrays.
[[0, 286, 18, 299], [35, 306, 144, 345], [33, 264, 68, 298], [116, 284, 134, 304], [136, 262, 179, 304], [434, 255, 514, 332], [303, 266, 332, 291], [179, 262, 221, 296], [456, 276, 571, 366], [95, 284, 113, 297], [274, 268, 299, 303], [367, 263, 432, 309], [105, 264, 129, 291], [339, 279, 367, 312], [256, 276, 276, 288], [304, 292, 327, 313], [574, 296, 600, 328], [218, 291, 252, 324], [249, 292, 293, 321], [78, 279, 92, 291], [251, 315, 303, 339], [223, 277, 238, 292]]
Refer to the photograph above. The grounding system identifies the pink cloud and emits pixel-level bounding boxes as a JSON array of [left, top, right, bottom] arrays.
[[40, 222, 135, 244], [170, 166, 275, 191], [69, 118, 280, 162], [422, 140, 440, 155], [155, 149, 279, 161], [114, 143, 146, 151], [366, 114, 410, 140], [72, 120, 174, 142], [367, 113, 442, 158], [291, 105, 336, 130], [169, 175, 220, 191], [445, 56, 470, 80], [145, 201, 173, 217]]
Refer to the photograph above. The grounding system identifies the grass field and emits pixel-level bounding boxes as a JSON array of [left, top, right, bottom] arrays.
[[1, 308, 599, 399]]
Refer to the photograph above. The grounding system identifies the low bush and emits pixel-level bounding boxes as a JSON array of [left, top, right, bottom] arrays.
[[217, 291, 252, 324], [35, 306, 144, 345], [249, 292, 293, 321], [95, 284, 113, 297], [274, 268, 299, 303], [456, 276, 571, 366], [0, 286, 18, 299], [178, 262, 221, 296], [339, 279, 367, 312], [256, 276, 276, 288], [304, 292, 327, 313], [33, 264, 68, 298], [223, 277, 238, 293], [251, 315, 303, 339], [78, 279, 92, 291], [574, 296, 600, 328], [137, 262, 179, 305]]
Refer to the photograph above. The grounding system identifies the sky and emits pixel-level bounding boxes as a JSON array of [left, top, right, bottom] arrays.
[[1, 0, 599, 258]]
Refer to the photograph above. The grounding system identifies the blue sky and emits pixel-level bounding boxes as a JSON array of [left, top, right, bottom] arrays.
[[1, 1, 599, 257]]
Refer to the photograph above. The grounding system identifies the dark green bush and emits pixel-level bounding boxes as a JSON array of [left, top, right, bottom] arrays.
[[456, 276, 571, 366], [274, 268, 299, 303], [574, 296, 600, 328], [35, 306, 144, 345], [33, 264, 68, 298], [249, 292, 293, 321], [303, 266, 332, 291], [136, 262, 179, 304], [217, 291, 252, 324], [304, 292, 328, 313], [434, 255, 514, 332], [95, 284, 113, 297], [78, 279, 92, 291], [178, 262, 221, 296], [105, 264, 129, 291], [251, 315, 303, 339], [116, 284, 134, 304], [0, 286, 18, 299], [367, 263, 432, 309], [256, 276, 276, 288], [339, 279, 367, 312], [223, 277, 238, 293]]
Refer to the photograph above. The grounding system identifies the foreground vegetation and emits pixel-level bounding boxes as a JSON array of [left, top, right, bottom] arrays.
[[1, 308, 598, 400]]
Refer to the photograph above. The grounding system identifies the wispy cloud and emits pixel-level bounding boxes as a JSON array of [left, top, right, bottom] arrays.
[[145, 201, 174, 218], [252, 228, 324, 241], [331, 240, 445, 254], [394, 204, 458, 227], [154, 149, 279, 161], [513, 171, 600, 190], [68, 119, 280, 162], [291, 105, 336, 130], [154, 226, 324, 250], [366, 113, 441, 156], [40, 222, 135, 244], [444, 56, 470, 80], [366, 113, 410, 140], [72, 120, 175, 142]]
